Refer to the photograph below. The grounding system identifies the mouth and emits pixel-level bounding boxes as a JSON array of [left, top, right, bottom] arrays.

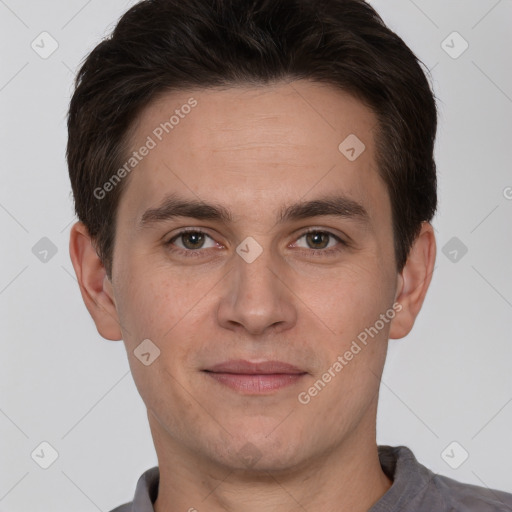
[[202, 359, 308, 394]]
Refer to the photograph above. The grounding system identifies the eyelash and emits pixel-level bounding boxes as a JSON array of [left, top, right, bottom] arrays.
[[164, 227, 348, 258]]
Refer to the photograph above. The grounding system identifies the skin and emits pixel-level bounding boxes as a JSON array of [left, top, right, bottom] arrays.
[[69, 79, 436, 512]]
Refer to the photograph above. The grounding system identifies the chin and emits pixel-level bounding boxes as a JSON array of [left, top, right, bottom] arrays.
[[207, 425, 307, 473]]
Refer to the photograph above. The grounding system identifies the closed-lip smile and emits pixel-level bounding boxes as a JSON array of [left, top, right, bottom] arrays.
[[203, 359, 307, 394]]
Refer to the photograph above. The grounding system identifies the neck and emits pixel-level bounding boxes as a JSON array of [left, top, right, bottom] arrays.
[[152, 408, 392, 512]]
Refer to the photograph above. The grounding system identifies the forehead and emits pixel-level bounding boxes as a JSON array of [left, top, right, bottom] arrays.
[[118, 80, 387, 227]]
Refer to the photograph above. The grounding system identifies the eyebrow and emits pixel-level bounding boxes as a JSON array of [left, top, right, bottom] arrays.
[[138, 192, 370, 229]]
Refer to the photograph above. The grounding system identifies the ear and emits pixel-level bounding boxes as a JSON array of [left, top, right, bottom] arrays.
[[389, 222, 436, 340], [69, 221, 123, 341]]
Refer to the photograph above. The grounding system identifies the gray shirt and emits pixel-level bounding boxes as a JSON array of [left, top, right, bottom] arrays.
[[110, 445, 512, 511]]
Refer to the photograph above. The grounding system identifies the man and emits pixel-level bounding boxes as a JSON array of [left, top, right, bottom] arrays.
[[66, 0, 512, 510]]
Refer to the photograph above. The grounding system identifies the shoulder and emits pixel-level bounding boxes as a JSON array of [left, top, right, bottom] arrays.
[[376, 445, 512, 512], [108, 504, 132, 512], [431, 472, 512, 511], [106, 465, 160, 512]]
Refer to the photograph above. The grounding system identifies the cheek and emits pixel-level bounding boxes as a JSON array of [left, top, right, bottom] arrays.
[[302, 262, 393, 339], [115, 270, 202, 410], [114, 255, 203, 342], [114, 265, 217, 399]]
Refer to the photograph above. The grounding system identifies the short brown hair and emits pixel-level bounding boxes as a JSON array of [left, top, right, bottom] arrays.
[[67, 0, 438, 279]]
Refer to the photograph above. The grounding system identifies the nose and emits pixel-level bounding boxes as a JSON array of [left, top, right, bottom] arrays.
[[216, 243, 297, 336]]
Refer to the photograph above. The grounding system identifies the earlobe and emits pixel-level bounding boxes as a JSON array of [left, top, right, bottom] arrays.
[[69, 221, 123, 341], [389, 222, 436, 340]]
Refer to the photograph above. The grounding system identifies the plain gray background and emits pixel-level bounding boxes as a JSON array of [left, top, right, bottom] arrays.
[[1, 0, 511, 510]]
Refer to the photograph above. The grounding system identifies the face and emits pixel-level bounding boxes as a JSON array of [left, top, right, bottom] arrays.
[[98, 80, 405, 471]]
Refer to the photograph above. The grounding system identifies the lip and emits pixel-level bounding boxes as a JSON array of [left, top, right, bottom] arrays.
[[203, 359, 307, 394], [205, 359, 305, 374]]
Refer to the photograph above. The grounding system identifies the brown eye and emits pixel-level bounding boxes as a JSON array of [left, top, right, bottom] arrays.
[[292, 229, 348, 257], [165, 230, 217, 253], [180, 232, 206, 249], [304, 231, 331, 249]]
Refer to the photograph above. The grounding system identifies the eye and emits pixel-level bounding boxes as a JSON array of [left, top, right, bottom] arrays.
[[165, 229, 218, 253], [164, 228, 348, 259], [291, 229, 347, 256]]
